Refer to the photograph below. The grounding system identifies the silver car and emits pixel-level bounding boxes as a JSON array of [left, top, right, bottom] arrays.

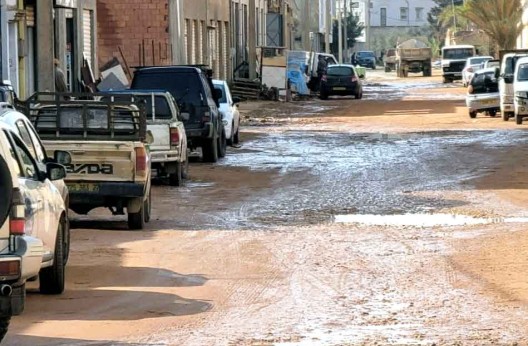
[[466, 68, 500, 118]]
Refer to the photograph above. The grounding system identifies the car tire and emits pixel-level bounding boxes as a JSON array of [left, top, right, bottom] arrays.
[[355, 91, 362, 99], [39, 218, 66, 295], [0, 317, 10, 342], [319, 92, 328, 100], [218, 126, 227, 158], [503, 112, 510, 121], [0, 157, 12, 227], [144, 191, 151, 223], [202, 130, 219, 163], [489, 110, 497, 117], [63, 216, 70, 264], [442, 77, 451, 84], [181, 154, 189, 179], [469, 111, 477, 118], [227, 122, 235, 146], [128, 199, 145, 230], [233, 123, 240, 145], [169, 162, 183, 186], [517, 113, 523, 125], [384, 66, 391, 73]]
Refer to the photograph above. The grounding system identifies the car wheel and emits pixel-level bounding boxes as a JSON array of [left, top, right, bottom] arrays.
[[0, 157, 12, 227], [503, 112, 510, 121], [488, 110, 497, 117], [0, 317, 10, 342], [517, 113, 523, 125], [169, 162, 183, 186], [442, 77, 451, 84], [63, 216, 70, 264], [233, 123, 240, 145], [319, 92, 328, 100], [142, 190, 151, 223], [39, 217, 66, 294], [227, 122, 235, 146], [202, 130, 219, 163], [181, 154, 189, 179], [128, 198, 145, 230], [469, 111, 477, 118], [218, 126, 227, 158]]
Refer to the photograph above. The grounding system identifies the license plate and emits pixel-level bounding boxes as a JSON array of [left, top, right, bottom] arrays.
[[333, 87, 346, 91], [68, 183, 100, 193], [480, 99, 495, 105]]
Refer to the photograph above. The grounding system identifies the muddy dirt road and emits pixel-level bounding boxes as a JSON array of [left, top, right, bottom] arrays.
[[6, 70, 528, 345]]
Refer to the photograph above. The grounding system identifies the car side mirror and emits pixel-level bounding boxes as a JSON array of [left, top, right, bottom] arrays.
[[54, 150, 71, 165], [494, 67, 500, 79], [46, 162, 66, 181]]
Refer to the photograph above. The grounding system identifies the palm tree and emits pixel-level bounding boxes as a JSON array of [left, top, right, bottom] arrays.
[[459, 0, 523, 50]]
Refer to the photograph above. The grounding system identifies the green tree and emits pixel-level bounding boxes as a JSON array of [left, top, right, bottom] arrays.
[[428, 0, 464, 43], [459, 0, 523, 50], [331, 14, 365, 55]]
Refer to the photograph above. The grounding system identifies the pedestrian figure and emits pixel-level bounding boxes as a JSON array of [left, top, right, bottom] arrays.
[[54, 59, 68, 93], [316, 55, 328, 92]]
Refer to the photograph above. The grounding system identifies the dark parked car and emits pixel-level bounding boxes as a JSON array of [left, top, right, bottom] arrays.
[[131, 66, 226, 163], [352, 51, 377, 69], [320, 64, 364, 100]]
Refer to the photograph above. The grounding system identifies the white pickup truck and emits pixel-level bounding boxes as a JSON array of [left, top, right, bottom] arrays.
[[24, 92, 152, 230], [107, 91, 188, 186]]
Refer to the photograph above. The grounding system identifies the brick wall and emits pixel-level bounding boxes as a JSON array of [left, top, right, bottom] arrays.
[[97, 0, 171, 73]]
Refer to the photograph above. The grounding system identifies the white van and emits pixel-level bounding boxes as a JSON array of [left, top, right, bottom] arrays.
[[512, 56, 528, 124], [499, 51, 528, 121]]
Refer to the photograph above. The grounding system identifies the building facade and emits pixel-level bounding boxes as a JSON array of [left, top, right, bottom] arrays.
[[0, 0, 97, 98], [518, 0, 528, 48]]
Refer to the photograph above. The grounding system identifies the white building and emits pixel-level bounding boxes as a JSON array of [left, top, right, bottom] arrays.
[[518, 0, 528, 48], [368, 0, 435, 28]]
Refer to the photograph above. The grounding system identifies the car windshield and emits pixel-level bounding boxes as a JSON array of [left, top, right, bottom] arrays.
[[517, 64, 528, 81], [469, 57, 490, 66], [214, 84, 227, 104], [358, 52, 374, 58], [443, 48, 474, 59], [471, 71, 498, 93], [132, 72, 204, 108], [327, 66, 355, 76]]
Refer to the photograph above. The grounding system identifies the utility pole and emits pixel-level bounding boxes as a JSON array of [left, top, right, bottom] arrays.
[[325, 0, 331, 53], [338, 1, 342, 62], [303, 0, 311, 50], [344, 0, 348, 61], [248, 0, 257, 80], [365, 0, 371, 50]]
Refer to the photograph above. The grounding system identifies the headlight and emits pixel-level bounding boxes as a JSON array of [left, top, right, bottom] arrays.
[[516, 91, 528, 98]]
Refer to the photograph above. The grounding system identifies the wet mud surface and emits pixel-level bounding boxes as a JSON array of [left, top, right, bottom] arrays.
[[7, 70, 528, 345]]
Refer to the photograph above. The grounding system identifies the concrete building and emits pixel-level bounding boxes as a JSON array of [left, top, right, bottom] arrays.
[[518, 0, 528, 48], [351, 0, 435, 56], [0, 0, 97, 98]]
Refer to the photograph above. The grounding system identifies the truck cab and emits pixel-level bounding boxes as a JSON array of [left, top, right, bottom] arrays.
[[513, 56, 528, 125], [441, 45, 476, 83], [498, 50, 528, 121]]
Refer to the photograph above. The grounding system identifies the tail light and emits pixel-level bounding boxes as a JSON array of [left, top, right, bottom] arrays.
[[135, 147, 148, 177], [170, 128, 180, 146], [321, 75, 327, 82], [202, 111, 211, 123], [351, 76, 358, 83], [10, 188, 25, 235]]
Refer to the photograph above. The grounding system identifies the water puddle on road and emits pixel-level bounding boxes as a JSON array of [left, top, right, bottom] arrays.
[[334, 213, 528, 227]]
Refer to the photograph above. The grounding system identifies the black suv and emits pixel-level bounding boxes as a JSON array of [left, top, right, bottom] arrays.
[[131, 66, 226, 162]]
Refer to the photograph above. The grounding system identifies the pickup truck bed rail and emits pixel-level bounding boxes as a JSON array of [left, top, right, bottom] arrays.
[[19, 92, 147, 142]]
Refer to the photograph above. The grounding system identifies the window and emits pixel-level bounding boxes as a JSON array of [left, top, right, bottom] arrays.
[[380, 8, 387, 27], [26, 123, 47, 163], [416, 7, 424, 21], [400, 7, 408, 22], [15, 120, 36, 158], [214, 85, 227, 103], [327, 66, 356, 77], [7, 132, 38, 179]]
